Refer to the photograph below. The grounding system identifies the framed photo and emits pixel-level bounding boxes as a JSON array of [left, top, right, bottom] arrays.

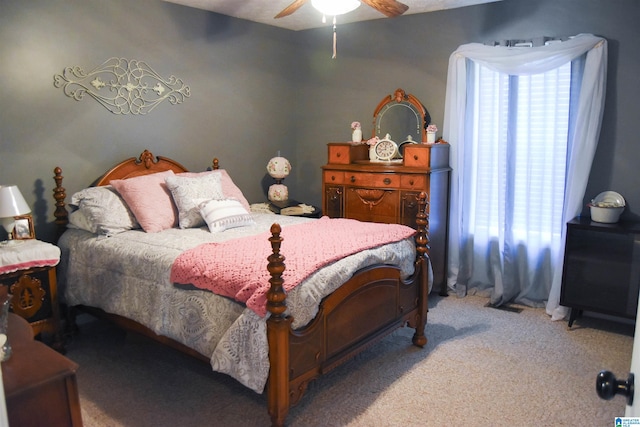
[[13, 214, 35, 240]]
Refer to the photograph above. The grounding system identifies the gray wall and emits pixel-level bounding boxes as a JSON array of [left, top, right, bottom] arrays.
[[1, 0, 639, 242], [0, 0, 299, 241], [295, 0, 640, 218]]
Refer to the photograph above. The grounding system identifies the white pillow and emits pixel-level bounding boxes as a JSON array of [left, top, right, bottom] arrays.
[[200, 199, 255, 233], [178, 170, 251, 212], [69, 186, 139, 236], [165, 173, 224, 229]]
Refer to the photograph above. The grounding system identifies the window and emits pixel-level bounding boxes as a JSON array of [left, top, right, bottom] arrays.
[[469, 62, 571, 248], [444, 33, 607, 314]]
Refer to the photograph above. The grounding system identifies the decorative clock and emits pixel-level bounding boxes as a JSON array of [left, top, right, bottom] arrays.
[[371, 134, 398, 162]]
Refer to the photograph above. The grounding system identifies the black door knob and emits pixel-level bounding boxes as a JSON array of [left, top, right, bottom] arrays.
[[596, 370, 634, 406]]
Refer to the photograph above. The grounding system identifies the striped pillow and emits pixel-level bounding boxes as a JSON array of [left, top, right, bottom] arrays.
[[199, 198, 255, 233]]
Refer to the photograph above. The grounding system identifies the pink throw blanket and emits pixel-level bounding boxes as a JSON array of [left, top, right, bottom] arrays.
[[170, 217, 416, 317]]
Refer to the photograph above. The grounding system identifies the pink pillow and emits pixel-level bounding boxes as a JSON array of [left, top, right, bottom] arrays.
[[178, 170, 250, 212], [111, 170, 178, 233]]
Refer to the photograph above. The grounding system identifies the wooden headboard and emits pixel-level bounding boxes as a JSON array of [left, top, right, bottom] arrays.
[[93, 149, 190, 186], [53, 149, 219, 239]]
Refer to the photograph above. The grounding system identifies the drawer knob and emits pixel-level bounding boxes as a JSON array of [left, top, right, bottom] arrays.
[[413, 155, 419, 160], [331, 175, 336, 181], [383, 178, 391, 185], [409, 179, 414, 185], [336, 152, 341, 157], [350, 176, 356, 183]]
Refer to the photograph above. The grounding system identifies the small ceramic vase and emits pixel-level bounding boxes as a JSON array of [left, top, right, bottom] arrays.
[[352, 128, 363, 143]]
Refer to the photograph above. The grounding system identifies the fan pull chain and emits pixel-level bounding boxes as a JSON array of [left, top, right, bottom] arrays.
[[332, 16, 337, 59]]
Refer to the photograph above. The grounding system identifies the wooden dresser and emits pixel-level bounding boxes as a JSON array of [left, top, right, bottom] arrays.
[[322, 142, 451, 292], [2, 313, 83, 426]]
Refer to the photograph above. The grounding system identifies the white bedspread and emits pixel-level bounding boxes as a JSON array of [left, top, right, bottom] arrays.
[[57, 214, 421, 393]]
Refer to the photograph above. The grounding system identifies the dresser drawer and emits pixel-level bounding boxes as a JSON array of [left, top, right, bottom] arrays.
[[403, 143, 450, 169], [345, 188, 398, 224], [323, 170, 345, 184], [403, 145, 431, 167], [400, 174, 426, 190], [327, 143, 369, 164], [345, 172, 399, 188]]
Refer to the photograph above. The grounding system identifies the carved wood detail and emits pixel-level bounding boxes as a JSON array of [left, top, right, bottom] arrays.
[[10, 274, 46, 319], [353, 188, 388, 209]]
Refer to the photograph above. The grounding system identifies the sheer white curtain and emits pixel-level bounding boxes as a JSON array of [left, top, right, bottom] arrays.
[[443, 34, 608, 318]]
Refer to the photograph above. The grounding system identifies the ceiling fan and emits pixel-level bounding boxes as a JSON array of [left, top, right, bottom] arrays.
[[275, 0, 409, 19]]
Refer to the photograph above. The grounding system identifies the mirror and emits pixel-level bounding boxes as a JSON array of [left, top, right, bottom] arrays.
[[372, 88, 431, 143]]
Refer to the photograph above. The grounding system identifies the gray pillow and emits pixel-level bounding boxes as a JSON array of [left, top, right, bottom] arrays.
[[69, 186, 139, 236]]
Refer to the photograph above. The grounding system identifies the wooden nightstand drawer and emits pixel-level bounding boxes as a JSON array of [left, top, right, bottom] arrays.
[[327, 143, 369, 164]]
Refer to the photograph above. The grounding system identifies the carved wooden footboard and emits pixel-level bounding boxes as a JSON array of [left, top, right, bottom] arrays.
[[52, 150, 429, 427], [265, 196, 429, 426]]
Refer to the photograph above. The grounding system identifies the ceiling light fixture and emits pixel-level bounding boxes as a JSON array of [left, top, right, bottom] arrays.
[[310, 0, 360, 16], [310, 0, 360, 59]]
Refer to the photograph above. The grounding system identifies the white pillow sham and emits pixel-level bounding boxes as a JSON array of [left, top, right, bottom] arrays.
[[165, 173, 224, 229], [178, 170, 251, 212]]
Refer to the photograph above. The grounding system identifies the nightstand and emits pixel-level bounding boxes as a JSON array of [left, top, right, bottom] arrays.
[[269, 199, 322, 218], [0, 240, 64, 352]]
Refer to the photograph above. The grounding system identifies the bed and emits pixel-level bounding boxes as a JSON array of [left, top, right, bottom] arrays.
[[52, 149, 431, 426]]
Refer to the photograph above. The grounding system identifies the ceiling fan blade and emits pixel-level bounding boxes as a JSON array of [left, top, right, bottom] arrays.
[[274, 0, 309, 18], [361, 0, 409, 17]]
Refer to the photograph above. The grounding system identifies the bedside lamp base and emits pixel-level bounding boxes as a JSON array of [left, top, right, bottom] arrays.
[[268, 183, 289, 203]]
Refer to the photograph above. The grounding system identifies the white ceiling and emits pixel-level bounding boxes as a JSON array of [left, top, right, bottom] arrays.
[[161, 0, 503, 31]]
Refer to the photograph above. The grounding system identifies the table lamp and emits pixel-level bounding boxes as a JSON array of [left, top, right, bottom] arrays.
[[266, 155, 291, 202], [0, 185, 31, 245]]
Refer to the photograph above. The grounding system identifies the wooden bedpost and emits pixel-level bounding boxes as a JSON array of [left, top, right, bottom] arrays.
[[53, 167, 69, 242], [415, 191, 430, 261], [266, 223, 293, 427], [412, 192, 429, 348]]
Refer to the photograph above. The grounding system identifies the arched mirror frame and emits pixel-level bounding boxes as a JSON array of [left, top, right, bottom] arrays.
[[372, 88, 432, 143]]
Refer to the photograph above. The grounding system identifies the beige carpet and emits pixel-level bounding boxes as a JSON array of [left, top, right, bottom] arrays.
[[64, 294, 634, 426]]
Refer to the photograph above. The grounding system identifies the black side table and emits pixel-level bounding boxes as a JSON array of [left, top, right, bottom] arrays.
[[269, 199, 322, 218]]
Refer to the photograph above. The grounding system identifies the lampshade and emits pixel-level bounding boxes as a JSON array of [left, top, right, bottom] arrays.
[[311, 0, 360, 16], [266, 157, 291, 180], [0, 185, 30, 242], [0, 185, 30, 218]]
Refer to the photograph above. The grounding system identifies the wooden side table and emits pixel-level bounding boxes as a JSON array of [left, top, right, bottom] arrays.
[[0, 240, 64, 351], [1, 313, 82, 426]]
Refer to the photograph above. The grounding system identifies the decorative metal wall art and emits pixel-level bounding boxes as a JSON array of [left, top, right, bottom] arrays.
[[53, 57, 190, 115]]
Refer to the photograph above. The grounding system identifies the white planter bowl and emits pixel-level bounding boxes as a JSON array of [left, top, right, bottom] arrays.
[[589, 204, 624, 223]]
